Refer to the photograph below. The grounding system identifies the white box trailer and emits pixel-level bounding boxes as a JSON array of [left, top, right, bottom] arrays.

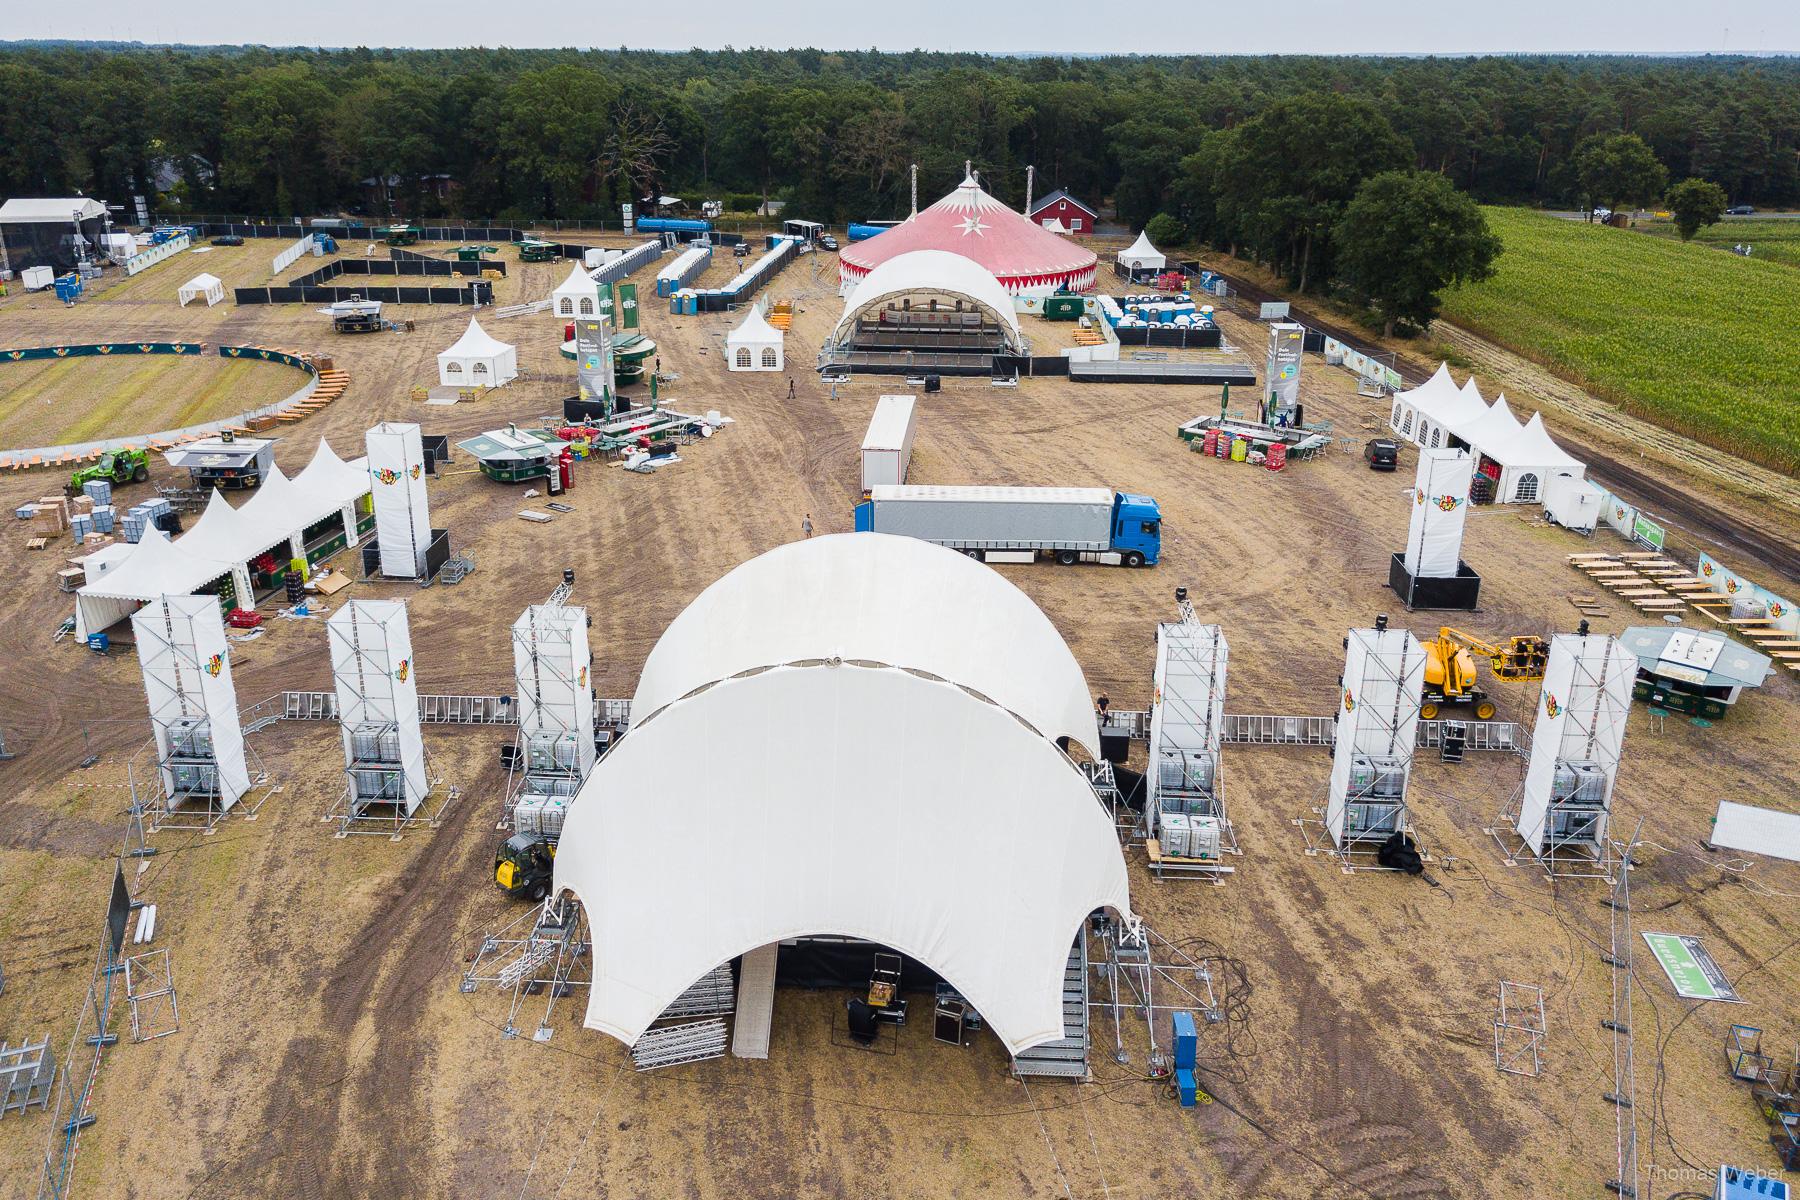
[[856, 484, 1162, 566], [860, 395, 917, 493], [22, 265, 56, 291], [1542, 472, 1603, 534]]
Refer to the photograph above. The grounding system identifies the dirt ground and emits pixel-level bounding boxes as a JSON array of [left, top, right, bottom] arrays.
[[1, 237, 1798, 1200], [0, 354, 301, 451]]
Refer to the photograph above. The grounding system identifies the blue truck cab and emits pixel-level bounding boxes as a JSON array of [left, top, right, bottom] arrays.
[[1112, 493, 1162, 565]]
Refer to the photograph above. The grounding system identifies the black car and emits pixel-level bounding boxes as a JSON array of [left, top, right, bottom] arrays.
[[1364, 438, 1399, 471], [1727, 205, 1755, 216], [211, 234, 244, 246]]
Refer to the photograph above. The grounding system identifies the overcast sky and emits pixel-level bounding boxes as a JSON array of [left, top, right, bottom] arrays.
[[3, 0, 1795, 55]]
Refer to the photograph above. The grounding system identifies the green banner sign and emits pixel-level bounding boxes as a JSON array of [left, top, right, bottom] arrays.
[[1643, 932, 1740, 1002]]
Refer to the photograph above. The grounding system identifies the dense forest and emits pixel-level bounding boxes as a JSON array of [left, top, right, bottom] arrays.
[[2, 45, 1795, 222]]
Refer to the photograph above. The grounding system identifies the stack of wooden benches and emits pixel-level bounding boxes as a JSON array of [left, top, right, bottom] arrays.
[[277, 361, 350, 424], [1566, 552, 1695, 616]]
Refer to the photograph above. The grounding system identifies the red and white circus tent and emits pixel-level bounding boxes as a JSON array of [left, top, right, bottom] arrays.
[[838, 171, 1098, 296]]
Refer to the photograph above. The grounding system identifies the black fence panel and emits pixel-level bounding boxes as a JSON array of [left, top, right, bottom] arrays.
[[397, 286, 433, 304]]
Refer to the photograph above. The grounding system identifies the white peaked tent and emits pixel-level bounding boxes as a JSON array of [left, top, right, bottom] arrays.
[[1118, 231, 1166, 271], [178, 272, 225, 307], [726, 303, 784, 372], [553, 534, 1133, 1056], [553, 262, 600, 318], [74, 527, 234, 638], [437, 317, 517, 388], [1389, 363, 1462, 445]]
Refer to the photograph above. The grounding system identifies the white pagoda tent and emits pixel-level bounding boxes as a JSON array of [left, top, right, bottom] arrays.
[[437, 317, 517, 388], [727, 304, 784, 372], [553, 262, 600, 318], [1118, 231, 1167, 272]]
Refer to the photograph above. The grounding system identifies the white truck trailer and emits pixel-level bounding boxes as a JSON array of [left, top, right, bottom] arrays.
[[860, 395, 917, 493], [855, 485, 1161, 567]]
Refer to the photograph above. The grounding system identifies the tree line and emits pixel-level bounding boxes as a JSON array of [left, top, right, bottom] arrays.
[[0, 44, 1792, 330]]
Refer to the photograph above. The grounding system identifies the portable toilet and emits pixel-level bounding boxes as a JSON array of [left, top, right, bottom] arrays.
[[54, 274, 84, 303]]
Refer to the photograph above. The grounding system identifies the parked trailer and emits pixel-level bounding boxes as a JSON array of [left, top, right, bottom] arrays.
[[860, 395, 917, 493], [855, 485, 1161, 567]]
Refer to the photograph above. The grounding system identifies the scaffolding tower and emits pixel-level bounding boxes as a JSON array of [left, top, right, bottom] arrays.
[[1305, 617, 1428, 869], [1147, 588, 1238, 878], [131, 594, 269, 832], [503, 575, 595, 834], [326, 599, 446, 836], [1494, 627, 1635, 880]]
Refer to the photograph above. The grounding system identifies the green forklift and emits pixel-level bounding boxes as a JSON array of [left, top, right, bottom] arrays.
[[494, 832, 555, 900], [69, 448, 151, 495]]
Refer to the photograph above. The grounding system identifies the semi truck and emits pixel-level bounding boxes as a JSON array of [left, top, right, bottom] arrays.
[[854, 485, 1161, 567]]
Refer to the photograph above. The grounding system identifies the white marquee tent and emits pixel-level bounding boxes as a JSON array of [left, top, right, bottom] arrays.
[[437, 317, 517, 388], [1118, 231, 1166, 272], [553, 534, 1133, 1056], [1389, 363, 1586, 504], [830, 249, 1025, 355], [177, 272, 225, 307], [552, 262, 600, 318], [74, 439, 373, 637], [726, 303, 784, 372]]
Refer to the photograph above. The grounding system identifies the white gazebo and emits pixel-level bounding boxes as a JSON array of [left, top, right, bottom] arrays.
[[1118, 230, 1167, 272], [726, 304, 784, 372], [178, 272, 225, 307], [437, 318, 517, 388], [553, 263, 599, 319]]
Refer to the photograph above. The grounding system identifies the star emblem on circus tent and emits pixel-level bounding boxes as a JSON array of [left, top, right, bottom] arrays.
[[958, 215, 989, 238]]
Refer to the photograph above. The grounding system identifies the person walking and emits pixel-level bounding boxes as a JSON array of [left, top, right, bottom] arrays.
[[802, 513, 814, 538], [787, 377, 797, 399]]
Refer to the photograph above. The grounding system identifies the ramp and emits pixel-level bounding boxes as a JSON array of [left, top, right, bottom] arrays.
[[732, 942, 780, 1059], [1012, 934, 1090, 1079]]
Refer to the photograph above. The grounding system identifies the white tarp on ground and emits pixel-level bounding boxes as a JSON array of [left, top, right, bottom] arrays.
[[554, 663, 1132, 1055], [177, 272, 224, 307], [1118, 231, 1166, 270], [1711, 801, 1800, 863], [1403, 449, 1475, 578], [630, 533, 1100, 755]]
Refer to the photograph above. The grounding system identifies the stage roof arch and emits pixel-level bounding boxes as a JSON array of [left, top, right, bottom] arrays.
[[829, 250, 1026, 355]]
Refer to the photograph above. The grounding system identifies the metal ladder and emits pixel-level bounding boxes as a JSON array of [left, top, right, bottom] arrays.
[[1011, 934, 1090, 1079]]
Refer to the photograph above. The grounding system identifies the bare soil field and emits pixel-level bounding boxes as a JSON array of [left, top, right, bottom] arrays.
[[1, 240, 1797, 1200]]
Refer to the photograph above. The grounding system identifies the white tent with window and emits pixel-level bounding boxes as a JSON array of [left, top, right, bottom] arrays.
[[553, 534, 1133, 1056], [1118, 230, 1166, 271], [1391, 363, 1467, 446], [178, 272, 225, 307], [553, 262, 600, 319], [437, 317, 517, 388], [726, 303, 784, 372], [74, 527, 235, 638], [1482, 411, 1586, 504]]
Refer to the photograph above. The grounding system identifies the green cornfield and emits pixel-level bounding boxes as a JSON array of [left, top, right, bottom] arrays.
[[1638, 217, 1800, 270], [1440, 208, 1800, 473]]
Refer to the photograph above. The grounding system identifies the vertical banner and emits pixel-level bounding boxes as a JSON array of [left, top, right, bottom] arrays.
[[617, 282, 639, 331], [1403, 449, 1474, 578], [621, 203, 635, 233], [575, 318, 615, 413], [596, 282, 617, 326], [366, 422, 432, 578], [1264, 322, 1304, 413]]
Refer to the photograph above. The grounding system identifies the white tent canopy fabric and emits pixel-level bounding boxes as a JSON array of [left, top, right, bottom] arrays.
[[552, 263, 600, 318], [1118, 231, 1166, 270], [437, 317, 517, 388], [75, 527, 233, 638], [73, 439, 373, 636], [1389, 364, 1586, 503], [725, 304, 784, 372], [554, 664, 1132, 1055], [632, 533, 1100, 755], [831, 249, 1025, 353], [178, 273, 224, 307]]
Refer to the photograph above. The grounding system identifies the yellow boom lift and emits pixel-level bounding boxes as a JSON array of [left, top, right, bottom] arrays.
[[1421, 627, 1550, 720]]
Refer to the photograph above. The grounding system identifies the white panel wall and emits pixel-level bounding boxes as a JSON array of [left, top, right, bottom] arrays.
[[329, 599, 429, 813], [1403, 449, 1474, 579], [513, 604, 597, 776], [1325, 626, 1425, 845], [132, 595, 251, 811], [1516, 632, 1636, 853], [366, 422, 432, 578]]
